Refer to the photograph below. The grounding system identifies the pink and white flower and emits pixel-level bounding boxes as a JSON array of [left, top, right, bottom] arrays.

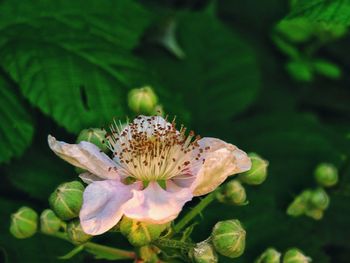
[[48, 116, 251, 235]]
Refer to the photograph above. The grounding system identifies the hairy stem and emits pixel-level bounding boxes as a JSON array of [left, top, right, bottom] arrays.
[[44, 231, 136, 260], [174, 190, 217, 233]]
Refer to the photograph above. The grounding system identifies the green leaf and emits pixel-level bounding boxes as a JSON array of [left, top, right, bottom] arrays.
[[0, 75, 34, 163], [288, 0, 350, 25], [143, 10, 260, 128], [0, 0, 154, 133]]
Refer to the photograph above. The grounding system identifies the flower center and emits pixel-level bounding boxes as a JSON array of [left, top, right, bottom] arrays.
[[105, 116, 206, 182]]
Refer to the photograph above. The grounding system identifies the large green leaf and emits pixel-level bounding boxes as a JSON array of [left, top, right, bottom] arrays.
[[0, 76, 34, 164], [0, 0, 154, 133], [142, 9, 260, 128], [288, 0, 350, 25]]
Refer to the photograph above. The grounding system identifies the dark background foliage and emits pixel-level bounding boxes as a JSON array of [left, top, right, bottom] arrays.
[[1, 0, 350, 262]]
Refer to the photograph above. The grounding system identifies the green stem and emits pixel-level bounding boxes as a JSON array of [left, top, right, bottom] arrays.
[[174, 191, 217, 233], [44, 231, 136, 260]]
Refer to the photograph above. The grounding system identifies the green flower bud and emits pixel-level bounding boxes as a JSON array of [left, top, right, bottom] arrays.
[[286, 60, 313, 82], [76, 128, 109, 153], [216, 180, 247, 206], [211, 220, 246, 259], [283, 248, 311, 263], [190, 240, 218, 263], [314, 163, 338, 187], [120, 217, 169, 247], [305, 207, 324, 220], [287, 190, 311, 217], [239, 153, 269, 185], [67, 219, 92, 244], [10, 207, 38, 239], [255, 247, 281, 263], [309, 188, 329, 210], [312, 59, 341, 79], [128, 86, 158, 115], [49, 181, 84, 220], [40, 209, 62, 234], [276, 18, 313, 43]]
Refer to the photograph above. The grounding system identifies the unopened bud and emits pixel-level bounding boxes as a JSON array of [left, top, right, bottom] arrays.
[[120, 217, 169, 247], [287, 190, 311, 217], [255, 247, 281, 263], [314, 163, 338, 187], [76, 128, 109, 153], [10, 207, 38, 239], [40, 209, 62, 234], [309, 188, 329, 210], [239, 153, 268, 185], [216, 180, 247, 206], [190, 240, 218, 263], [211, 220, 246, 258], [49, 181, 84, 220], [283, 248, 311, 263], [67, 219, 92, 244], [128, 86, 158, 115]]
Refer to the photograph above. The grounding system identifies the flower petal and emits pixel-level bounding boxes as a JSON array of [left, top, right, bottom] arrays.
[[48, 135, 118, 180], [123, 181, 193, 224], [192, 137, 251, 196], [80, 180, 139, 235], [79, 172, 102, 184]]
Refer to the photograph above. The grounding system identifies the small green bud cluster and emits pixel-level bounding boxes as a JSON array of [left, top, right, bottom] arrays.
[[76, 128, 109, 153], [287, 188, 329, 220], [287, 162, 338, 220], [40, 209, 63, 234], [67, 219, 92, 244], [10, 207, 38, 239], [49, 181, 84, 220], [128, 86, 159, 115], [255, 247, 311, 263], [255, 247, 281, 263], [190, 240, 218, 263], [211, 219, 246, 259], [239, 153, 269, 186], [120, 216, 169, 247], [216, 180, 247, 206], [314, 163, 338, 188]]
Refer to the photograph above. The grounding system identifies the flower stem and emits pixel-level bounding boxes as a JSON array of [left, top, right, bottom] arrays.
[[44, 231, 136, 260], [174, 191, 217, 233]]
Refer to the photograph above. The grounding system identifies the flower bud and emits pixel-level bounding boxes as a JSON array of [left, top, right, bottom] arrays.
[[40, 209, 62, 234], [76, 128, 109, 153], [49, 181, 84, 220], [216, 180, 247, 206], [314, 163, 338, 187], [305, 208, 324, 220], [190, 240, 218, 263], [10, 207, 38, 239], [67, 219, 92, 244], [286, 190, 311, 217], [283, 248, 311, 263], [120, 217, 169, 247], [309, 188, 329, 210], [255, 247, 281, 263], [211, 220, 246, 258], [239, 153, 268, 185], [128, 86, 158, 115]]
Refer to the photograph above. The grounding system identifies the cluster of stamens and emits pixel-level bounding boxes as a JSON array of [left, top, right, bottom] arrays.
[[104, 116, 209, 182]]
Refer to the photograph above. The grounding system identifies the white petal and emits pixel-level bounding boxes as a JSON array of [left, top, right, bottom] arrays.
[[80, 180, 139, 235], [192, 137, 251, 196], [79, 172, 102, 184], [123, 181, 193, 224], [48, 135, 118, 180]]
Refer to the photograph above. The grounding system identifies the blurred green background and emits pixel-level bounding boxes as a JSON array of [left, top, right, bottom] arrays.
[[1, 0, 350, 262]]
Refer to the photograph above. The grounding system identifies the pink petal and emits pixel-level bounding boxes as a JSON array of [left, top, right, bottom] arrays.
[[123, 181, 193, 224], [48, 135, 118, 180], [80, 180, 139, 235], [192, 137, 251, 196]]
